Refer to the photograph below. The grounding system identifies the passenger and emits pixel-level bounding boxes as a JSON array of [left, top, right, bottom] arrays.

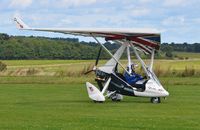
[[124, 64, 143, 85]]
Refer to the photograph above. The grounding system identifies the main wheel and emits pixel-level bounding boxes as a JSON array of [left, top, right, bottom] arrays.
[[111, 98, 121, 102], [150, 97, 161, 104], [109, 93, 123, 102]]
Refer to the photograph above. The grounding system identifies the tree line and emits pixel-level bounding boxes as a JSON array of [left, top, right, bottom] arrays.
[[0, 33, 199, 60]]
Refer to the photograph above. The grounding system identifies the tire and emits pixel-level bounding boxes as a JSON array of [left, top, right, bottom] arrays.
[[111, 98, 121, 102], [150, 97, 161, 104], [110, 93, 123, 102], [93, 100, 104, 103]]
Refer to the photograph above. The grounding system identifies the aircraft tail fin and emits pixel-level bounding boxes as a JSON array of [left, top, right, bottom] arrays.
[[14, 17, 30, 29], [86, 82, 105, 102]]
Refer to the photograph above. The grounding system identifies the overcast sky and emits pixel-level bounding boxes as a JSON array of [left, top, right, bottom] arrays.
[[1, 0, 200, 43]]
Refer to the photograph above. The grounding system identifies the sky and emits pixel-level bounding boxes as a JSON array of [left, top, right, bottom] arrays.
[[1, 0, 200, 43]]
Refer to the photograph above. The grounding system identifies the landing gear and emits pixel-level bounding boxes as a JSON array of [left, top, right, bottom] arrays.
[[109, 93, 123, 102], [150, 97, 161, 104]]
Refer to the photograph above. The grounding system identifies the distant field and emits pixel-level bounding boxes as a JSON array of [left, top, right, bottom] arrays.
[[1, 59, 200, 77], [174, 52, 200, 59], [1, 60, 95, 76], [3, 60, 93, 66], [0, 76, 199, 130]]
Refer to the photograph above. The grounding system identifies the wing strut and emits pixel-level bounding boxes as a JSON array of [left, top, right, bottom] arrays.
[[91, 34, 130, 74], [131, 45, 148, 77], [150, 49, 155, 71], [127, 45, 132, 74], [131, 45, 162, 86]]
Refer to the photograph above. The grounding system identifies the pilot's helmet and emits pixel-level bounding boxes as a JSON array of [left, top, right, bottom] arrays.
[[131, 63, 135, 68], [126, 66, 129, 71], [131, 63, 138, 70]]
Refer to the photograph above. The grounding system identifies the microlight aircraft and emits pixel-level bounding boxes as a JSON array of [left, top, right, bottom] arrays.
[[14, 17, 169, 103]]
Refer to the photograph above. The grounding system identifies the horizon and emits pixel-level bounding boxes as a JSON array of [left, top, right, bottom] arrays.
[[1, 0, 200, 43]]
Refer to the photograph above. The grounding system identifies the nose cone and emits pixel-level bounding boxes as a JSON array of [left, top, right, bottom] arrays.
[[164, 90, 169, 97]]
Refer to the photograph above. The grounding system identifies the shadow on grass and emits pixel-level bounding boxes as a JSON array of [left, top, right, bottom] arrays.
[[1, 97, 169, 106]]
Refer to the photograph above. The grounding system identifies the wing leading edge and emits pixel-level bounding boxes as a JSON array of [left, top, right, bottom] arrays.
[[14, 17, 161, 53]]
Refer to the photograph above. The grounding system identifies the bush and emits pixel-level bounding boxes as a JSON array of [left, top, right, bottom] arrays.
[[154, 65, 163, 77], [182, 66, 195, 77], [0, 33, 9, 40], [26, 68, 40, 76], [0, 61, 7, 72]]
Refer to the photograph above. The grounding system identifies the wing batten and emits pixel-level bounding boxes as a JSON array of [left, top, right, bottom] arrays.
[[105, 35, 160, 53], [129, 37, 159, 49], [131, 41, 152, 54]]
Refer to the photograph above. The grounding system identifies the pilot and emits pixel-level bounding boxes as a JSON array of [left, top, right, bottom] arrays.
[[124, 64, 143, 85]]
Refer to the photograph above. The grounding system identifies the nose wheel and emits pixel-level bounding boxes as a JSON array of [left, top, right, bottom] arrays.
[[150, 97, 161, 104]]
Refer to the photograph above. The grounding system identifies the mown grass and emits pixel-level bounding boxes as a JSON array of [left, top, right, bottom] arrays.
[[0, 76, 199, 130], [0, 76, 200, 86]]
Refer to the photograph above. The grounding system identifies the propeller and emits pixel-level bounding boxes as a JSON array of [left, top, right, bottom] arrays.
[[84, 69, 94, 75], [84, 46, 102, 75], [95, 46, 102, 66]]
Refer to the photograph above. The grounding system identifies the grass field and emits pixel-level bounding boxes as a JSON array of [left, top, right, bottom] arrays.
[[0, 60, 200, 130], [0, 76, 200, 130]]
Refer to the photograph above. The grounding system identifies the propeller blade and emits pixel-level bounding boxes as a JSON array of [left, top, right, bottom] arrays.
[[84, 69, 94, 75], [95, 46, 102, 66], [114, 63, 119, 72], [85, 46, 102, 75]]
